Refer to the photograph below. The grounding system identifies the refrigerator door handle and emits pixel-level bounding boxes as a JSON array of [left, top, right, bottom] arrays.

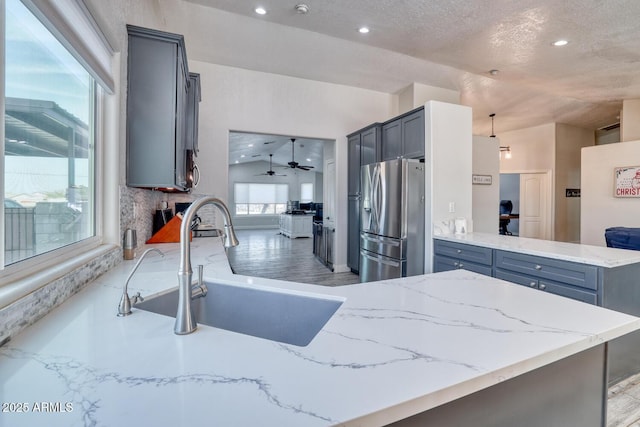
[[372, 163, 381, 232], [361, 251, 401, 267]]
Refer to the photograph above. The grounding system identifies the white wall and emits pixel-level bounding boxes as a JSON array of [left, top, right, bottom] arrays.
[[425, 101, 473, 272], [472, 135, 500, 233], [621, 99, 640, 142], [398, 83, 460, 114], [581, 140, 640, 246], [498, 123, 556, 172]]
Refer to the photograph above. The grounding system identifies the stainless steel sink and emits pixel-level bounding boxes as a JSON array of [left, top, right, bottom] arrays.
[[135, 281, 344, 346]]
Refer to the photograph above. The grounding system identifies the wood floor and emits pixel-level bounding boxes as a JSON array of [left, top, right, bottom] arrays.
[[226, 228, 360, 286], [226, 228, 640, 426]]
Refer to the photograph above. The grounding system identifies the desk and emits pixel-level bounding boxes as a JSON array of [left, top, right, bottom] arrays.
[[499, 214, 519, 235]]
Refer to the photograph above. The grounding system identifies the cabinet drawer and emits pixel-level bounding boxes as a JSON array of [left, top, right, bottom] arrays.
[[495, 251, 598, 290], [434, 240, 493, 266], [434, 255, 492, 277], [495, 269, 597, 305]]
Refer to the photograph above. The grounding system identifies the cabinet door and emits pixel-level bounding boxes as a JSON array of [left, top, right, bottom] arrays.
[[361, 126, 380, 165], [185, 73, 201, 154], [348, 198, 360, 272], [174, 52, 189, 189], [381, 119, 402, 161], [402, 109, 425, 159], [126, 34, 178, 188], [347, 134, 361, 196]]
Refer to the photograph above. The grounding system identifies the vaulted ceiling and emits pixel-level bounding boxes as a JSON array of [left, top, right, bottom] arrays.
[[187, 0, 640, 138]]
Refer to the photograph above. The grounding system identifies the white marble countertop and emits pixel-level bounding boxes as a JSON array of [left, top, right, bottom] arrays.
[[1, 236, 640, 426], [434, 232, 640, 268]]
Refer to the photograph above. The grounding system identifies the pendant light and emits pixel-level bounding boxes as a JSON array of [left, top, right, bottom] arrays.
[[489, 113, 496, 138]]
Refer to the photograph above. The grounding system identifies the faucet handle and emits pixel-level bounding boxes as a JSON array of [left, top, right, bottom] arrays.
[[130, 292, 144, 305]]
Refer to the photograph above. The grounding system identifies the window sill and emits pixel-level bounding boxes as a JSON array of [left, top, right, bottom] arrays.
[[0, 243, 119, 310]]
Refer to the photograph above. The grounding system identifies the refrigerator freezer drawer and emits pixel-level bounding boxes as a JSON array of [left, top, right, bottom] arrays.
[[360, 232, 405, 260], [359, 249, 406, 283]]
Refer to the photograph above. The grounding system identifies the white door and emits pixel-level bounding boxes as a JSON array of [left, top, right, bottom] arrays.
[[519, 172, 551, 240]]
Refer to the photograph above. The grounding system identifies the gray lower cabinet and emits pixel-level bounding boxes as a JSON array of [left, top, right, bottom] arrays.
[[494, 250, 598, 304], [434, 237, 640, 385], [126, 25, 191, 191], [433, 240, 493, 277], [381, 107, 425, 161]]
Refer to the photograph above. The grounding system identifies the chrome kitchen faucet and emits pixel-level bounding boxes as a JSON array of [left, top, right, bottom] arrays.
[[175, 196, 239, 335]]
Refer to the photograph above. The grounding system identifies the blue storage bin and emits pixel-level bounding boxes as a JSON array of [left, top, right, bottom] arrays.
[[605, 227, 640, 250]]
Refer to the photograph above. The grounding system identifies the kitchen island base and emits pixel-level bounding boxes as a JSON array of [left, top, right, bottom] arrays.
[[387, 344, 606, 427]]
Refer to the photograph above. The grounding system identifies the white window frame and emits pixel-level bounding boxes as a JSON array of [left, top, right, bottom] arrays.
[[0, 0, 112, 287]]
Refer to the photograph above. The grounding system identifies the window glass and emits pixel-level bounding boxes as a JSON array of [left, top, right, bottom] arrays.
[[234, 183, 288, 215], [4, 0, 96, 266]]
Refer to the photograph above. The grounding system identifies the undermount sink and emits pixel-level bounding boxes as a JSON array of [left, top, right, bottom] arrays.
[[135, 281, 344, 346]]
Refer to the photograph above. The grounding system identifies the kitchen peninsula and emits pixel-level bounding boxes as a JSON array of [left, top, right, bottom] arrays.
[[434, 231, 640, 384], [1, 237, 639, 426]]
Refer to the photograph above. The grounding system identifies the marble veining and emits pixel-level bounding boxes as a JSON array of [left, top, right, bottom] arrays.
[[435, 232, 640, 267], [1, 238, 639, 426]]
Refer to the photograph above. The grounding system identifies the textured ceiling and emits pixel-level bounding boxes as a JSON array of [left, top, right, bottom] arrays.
[[183, 0, 640, 141]]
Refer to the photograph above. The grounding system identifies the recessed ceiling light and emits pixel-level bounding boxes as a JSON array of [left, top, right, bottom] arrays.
[[248, 144, 254, 147], [255, 7, 267, 15], [358, 27, 370, 34], [306, 158, 311, 162], [240, 154, 245, 158], [235, 160, 239, 164], [552, 39, 568, 46], [295, 4, 309, 14]]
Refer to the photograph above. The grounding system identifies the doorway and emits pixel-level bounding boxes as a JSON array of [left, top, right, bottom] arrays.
[[499, 171, 552, 240]]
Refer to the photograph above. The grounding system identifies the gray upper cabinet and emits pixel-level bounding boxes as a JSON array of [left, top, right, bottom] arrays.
[[381, 107, 425, 161], [360, 126, 380, 166], [381, 119, 402, 161], [185, 72, 201, 155], [126, 25, 191, 191]]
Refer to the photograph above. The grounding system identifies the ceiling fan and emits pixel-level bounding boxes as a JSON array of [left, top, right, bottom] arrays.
[[286, 138, 315, 171], [255, 154, 287, 176]]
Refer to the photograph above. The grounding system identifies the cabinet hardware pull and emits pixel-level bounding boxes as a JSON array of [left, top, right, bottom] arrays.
[[539, 284, 547, 290], [459, 263, 464, 268], [529, 282, 537, 287], [453, 262, 459, 267], [456, 249, 462, 254], [535, 265, 542, 270]]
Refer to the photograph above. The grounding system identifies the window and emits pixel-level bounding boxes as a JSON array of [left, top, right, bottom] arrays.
[[234, 183, 288, 215], [300, 183, 313, 203], [2, 0, 109, 269]]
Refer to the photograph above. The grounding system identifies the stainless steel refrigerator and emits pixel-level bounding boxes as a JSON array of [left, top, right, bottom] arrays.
[[360, 158, 425, 282]]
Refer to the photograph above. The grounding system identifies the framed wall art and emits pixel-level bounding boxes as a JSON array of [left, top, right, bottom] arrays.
[[614, 166, 640, 197]]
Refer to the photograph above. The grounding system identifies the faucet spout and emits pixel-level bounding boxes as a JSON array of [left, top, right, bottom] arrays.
[[175, 196, 239, 335], [117, 247, 164, 316]]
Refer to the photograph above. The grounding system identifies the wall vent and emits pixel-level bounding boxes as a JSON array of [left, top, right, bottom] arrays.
[[599, 122, 620, 131]]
